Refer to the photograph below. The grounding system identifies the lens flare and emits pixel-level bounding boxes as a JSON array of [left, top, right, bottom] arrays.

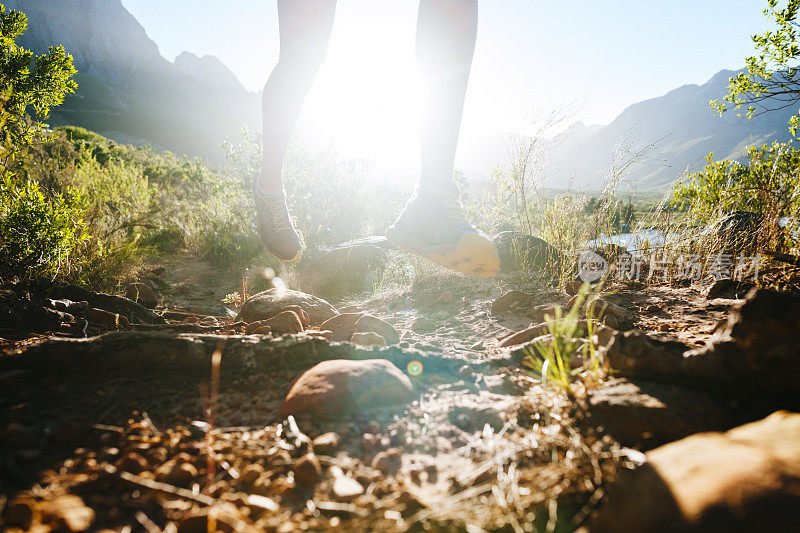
[[406, 360, 423, 376], [263, 267, 275, 279], [272, 276, 286, 291]]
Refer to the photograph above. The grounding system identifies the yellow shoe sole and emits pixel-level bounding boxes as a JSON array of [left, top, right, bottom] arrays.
[[386, 227, 500, 277]]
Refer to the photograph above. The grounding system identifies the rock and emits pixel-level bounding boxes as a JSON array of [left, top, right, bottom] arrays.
[[333, 474, 364, 500], [292, 453, 322, 485], [261, 310, 304, 335], [411, 316, 436, 333], [701, 210, 763, 252], [2, 498, 35, 529], [355, 314, 399, 344], [436, 292, 456, 305], [178, 504, 256, 533], [320, 313, 399, 344], [491, 290, 536, 315], [372, 448, 403, 474], [237, 288, 337, 326], [41, 495, 95, 532], [448, 403, 505, 433], [125, 282, 158, 308], [312, 432, 341, 454], [704, 278, 755, 299], [587, 296, 629, 321], [592, 411, 800, 533], [42, 280, 165, 324], [278, 359, 416, 418], [491, 231, 565, 274], [351, 331, 387, 347], [528, 303, 561, 322], [298, 241, 388, 299], [119, 451, 148, 474], [240, 463, 265, 486], [603, 289, 800, 408], [86, 307, 129, 327], [584, 378, 730, 449]]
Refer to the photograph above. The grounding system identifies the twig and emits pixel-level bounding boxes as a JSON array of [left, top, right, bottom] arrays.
[[118, 471, 214, 506]]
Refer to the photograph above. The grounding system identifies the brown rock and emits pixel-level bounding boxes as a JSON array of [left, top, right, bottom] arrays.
[[355, 314, 399, 344], [86, 307, 129, 327], [491, 290, 536, 315], [319, 313, 362, 341], [120, 452, 148, 474], [372, 448, 403, 474], [584, 378, 729, 449], [237, 288, 337, 326], [320, 313, 399, 344], [705, 278, 755, 299], [279, 359, 416, 418], [125, 282, 158, 308], [498, 323, 550, 348], [292, 453, 322, 485], [178, 504, 256, 533], [312, 432, 341, 454], [240, 463, 265, 486], [261, 310, 304, 335], [41, 495, 95, 532], [592, 411, 800, 533], [282, 305, 310, 328], [410, 316, 436, 333], [350, 331, 387, 347], [2, 498, 35, 529]]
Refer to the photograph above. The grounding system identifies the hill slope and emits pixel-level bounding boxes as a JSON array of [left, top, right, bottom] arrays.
[[6, 0, 259, 164], [549, 69, 795, 190]]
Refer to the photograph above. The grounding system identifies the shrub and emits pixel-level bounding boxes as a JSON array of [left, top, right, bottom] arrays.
[[0, 176, 86, 280], [672, 141, 800, 252]]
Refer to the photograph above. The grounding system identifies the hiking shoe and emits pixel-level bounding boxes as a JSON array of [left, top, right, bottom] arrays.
[[254, 185, 302, 261], [386, 187, 499, 277]]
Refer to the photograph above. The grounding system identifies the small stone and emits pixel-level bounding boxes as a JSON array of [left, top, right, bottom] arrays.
[[126, 282, 158, 308], [312, 432, 341, 454], [411, 316, 436, 333], [120, 452, 148, 474], [42, 495, 95, 532], [237, 288, 338, 325], [86, 307, 129, 327], [491, 290, 536, 315], [350, 331, 387, 347], [333, 475, 364, 500], [2, 498, 35, 529], [241, 463, 265, 486], [372, 448, 403, 474], [293, 453, 321, 486], [436, 292, 456, 305], [261, 310, 304, 335]]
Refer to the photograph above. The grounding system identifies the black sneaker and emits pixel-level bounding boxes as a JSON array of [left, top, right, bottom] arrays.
[[386, 187, 499, 277], [254, 185, 302, 261]]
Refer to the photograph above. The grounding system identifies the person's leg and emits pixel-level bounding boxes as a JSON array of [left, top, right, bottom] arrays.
[[416, 0, 477, 193], [259, 0, 337, 193], [256, 0, 336, 261], [386, 0, 498, 277]]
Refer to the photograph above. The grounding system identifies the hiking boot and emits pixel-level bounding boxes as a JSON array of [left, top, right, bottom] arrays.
[[254, 185, 302, 261], [386, 187, 499, 277]]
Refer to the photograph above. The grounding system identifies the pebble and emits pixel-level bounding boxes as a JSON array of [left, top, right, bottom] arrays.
[[333, 475, 364, 500], [292, 453, 322, 486], [411, 316, 436, 333], [312, 432, 341, 454], [372, 448, 403, 474], [350, 331, 387, 347]]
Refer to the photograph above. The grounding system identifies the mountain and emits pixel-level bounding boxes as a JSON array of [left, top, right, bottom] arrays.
[[548, 70, 795, 190], [6, 0, 260, 164]]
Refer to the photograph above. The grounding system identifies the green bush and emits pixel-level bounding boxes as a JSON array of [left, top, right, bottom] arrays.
[[0, 176, 86, 280], [672, 141, 800, 251]]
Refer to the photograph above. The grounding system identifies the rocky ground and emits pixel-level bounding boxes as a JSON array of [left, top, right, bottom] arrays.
[[1, 240, 800, 532]]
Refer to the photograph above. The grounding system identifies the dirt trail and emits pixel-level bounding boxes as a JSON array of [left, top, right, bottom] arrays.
[[0, 258, 747, 532]]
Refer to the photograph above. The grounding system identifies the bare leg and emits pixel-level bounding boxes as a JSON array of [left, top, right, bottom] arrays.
[[416, 0, 478, 193], [259, 0, 337, 193]]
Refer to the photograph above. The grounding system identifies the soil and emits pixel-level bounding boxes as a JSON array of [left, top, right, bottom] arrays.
[[0, 257, 757, 532]]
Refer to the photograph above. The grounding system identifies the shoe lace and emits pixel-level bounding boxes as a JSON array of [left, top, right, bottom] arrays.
[[256, 187, 291, 232], [266, 201, 291, 232]]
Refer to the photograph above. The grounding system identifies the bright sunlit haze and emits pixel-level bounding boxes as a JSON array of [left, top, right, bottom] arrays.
[[121, 0, 770, 183]]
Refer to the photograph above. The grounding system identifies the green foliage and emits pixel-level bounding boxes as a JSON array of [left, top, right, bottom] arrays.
[[672, 141, 800, 251], [0, 3, 77, 157], [711, 0, 800, 134], [524, 285, 602, 392], [0, 175, 86, 280]]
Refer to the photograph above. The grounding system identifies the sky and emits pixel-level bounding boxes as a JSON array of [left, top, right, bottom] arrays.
[[121, 0, 771, 177]]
